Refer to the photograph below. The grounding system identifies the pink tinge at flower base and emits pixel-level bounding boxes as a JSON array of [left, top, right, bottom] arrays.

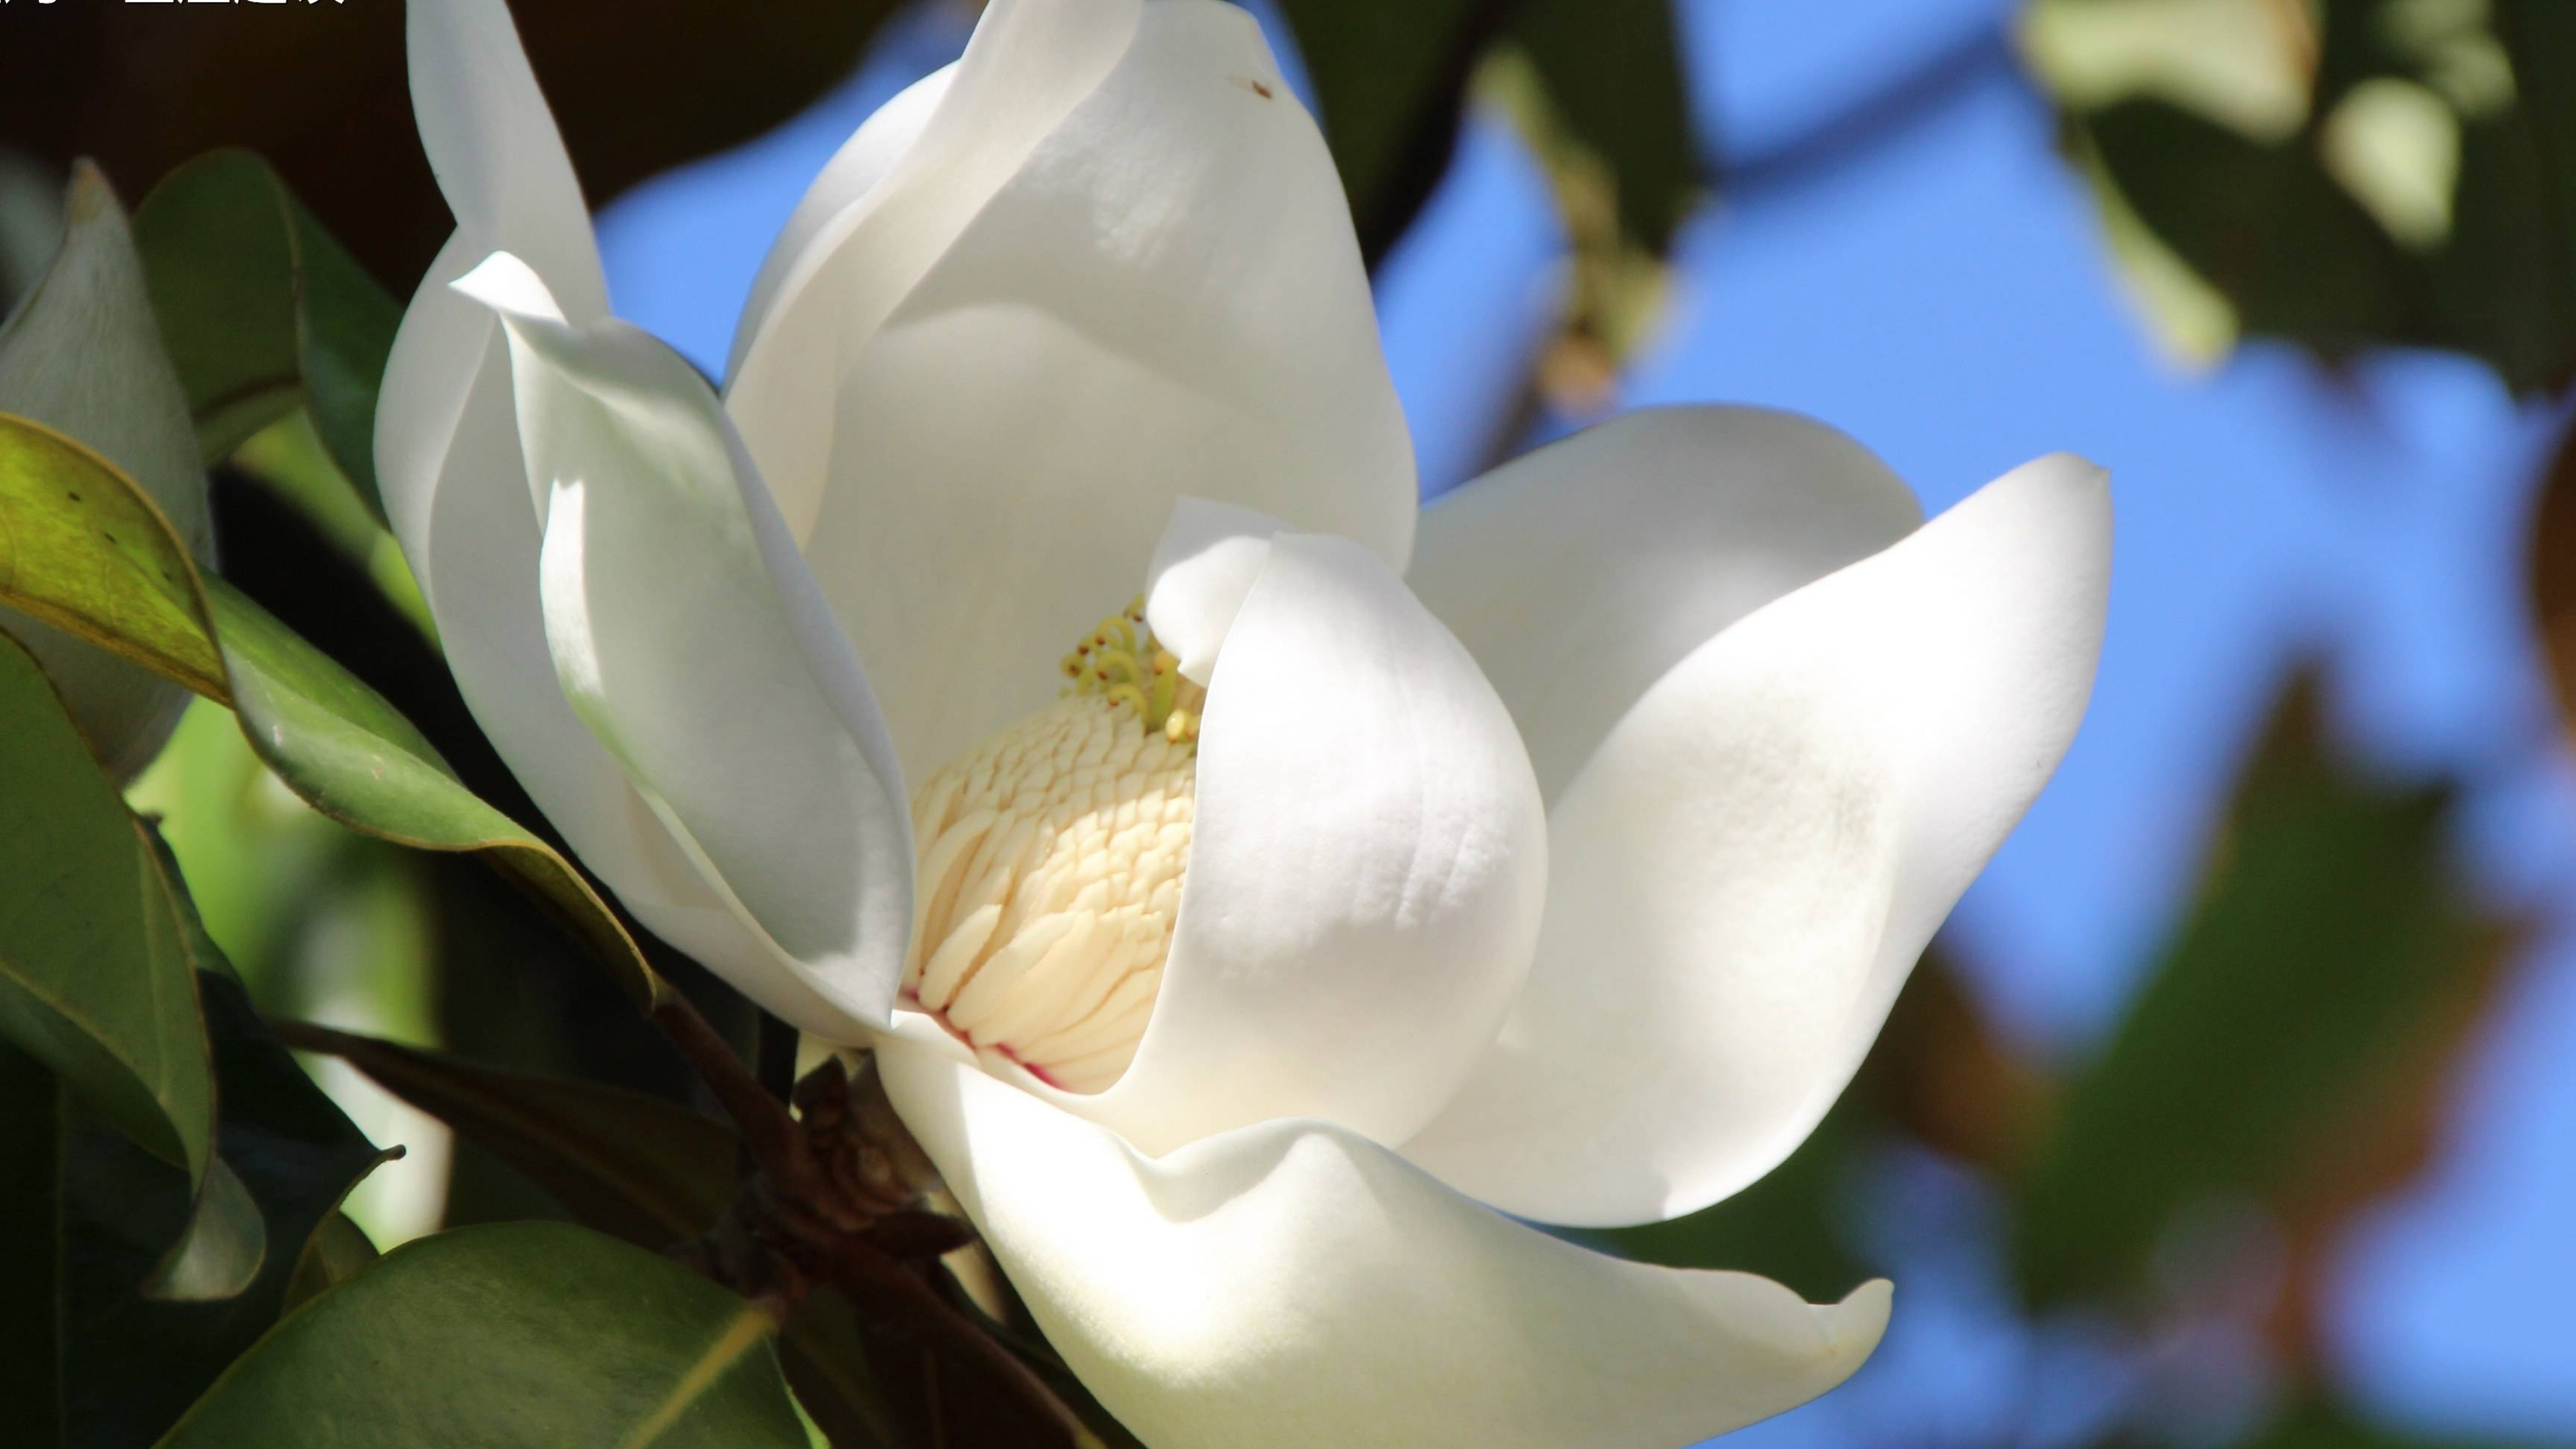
[[376, 0, 2115, 1445]]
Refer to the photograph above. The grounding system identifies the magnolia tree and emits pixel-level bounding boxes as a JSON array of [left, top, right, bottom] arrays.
[[1, 1, 2187, 1446]]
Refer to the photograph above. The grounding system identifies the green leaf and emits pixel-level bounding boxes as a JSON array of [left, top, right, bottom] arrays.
[[2026, 0, 2576, 389], [0, 409, 667, 1010], [1273, 0, 1497, 262], [231, 411, 437, 649], [129, 150, 401, 515], [776, 1289, 902, 1449], [0, 1040, 66, 1449], [157, 1222, 810, 1449], [2010, 678, 2506, 1306], [0, 633, 241, 1294], [279, 1211, 378, 1315], [0, 410, 223, 698], [274, 1020, 737, 1252], [0, 162, 213, 779], [1505, 0, 1704, 256], [64, 971, 394, 1449]]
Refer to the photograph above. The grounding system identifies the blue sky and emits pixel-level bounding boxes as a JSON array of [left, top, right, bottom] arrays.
[[595, 1, 2576, 1440]]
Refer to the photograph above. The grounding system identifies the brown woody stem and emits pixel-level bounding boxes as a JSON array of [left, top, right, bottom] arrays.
[[647, 988, 812, 1193]]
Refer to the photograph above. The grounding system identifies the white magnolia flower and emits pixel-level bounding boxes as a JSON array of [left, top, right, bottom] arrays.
[[378, 1, 2110, 1445]]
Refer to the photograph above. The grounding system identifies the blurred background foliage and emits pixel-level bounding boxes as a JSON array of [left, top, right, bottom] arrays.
[[5, 0, 2575, 1446]]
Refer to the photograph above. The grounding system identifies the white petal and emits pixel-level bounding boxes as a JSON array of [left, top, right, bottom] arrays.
[[1404, 455, 2111, 1226], [376, 0, 710, 947], [1409, 407, 1924, 802], [374, 2, 857, 1025], [725, 0, 1413, 780], [379, 0, 606, 584], [725, 65, 955, 384], [0, 165, 209, 778], [1020, 531, 1544, 1154], [1139, 497, 1281, 684], [458, 254, 910, 1032], [880, 1039, 1890, 1449], [406, 0, 605, 324]]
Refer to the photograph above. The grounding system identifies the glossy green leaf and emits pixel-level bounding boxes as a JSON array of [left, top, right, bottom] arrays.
[[0, 410, 666, 1010], [157, 1222, 810, 1449], [129, 150, 400, 513], [64, 971, 392, 1448], [0, 411, 223, 698], [2011, 681, 2501, 1305], [275, 1020, 735, 1252], [0, 634, 236, 1287]]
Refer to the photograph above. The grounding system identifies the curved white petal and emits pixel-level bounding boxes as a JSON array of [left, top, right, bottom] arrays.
[[1405, 455, 2112, 1226], [726, 65, 955, 384], [382, 0, 606, 586], [376, 0, 805, 1016], [0, 166, 209, 778], [406, 0, 605, 327], [1408, 407, 1924, 802], [1138, 496, 1281, 683], [457, 254, 910, 1032], [880, 1039, 1890, 1449], [992, 528, 1544, 1155], [727, 0, 1413, 780]]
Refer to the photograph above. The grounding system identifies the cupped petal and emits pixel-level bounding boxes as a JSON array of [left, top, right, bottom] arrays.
[[0, 165, 209, 778], [1403, 454, 2112, 1227], [376, 0, 855, 1026], [880, 1038, 1890, 1449], [727, 0, 1414, 780], [375, 0, 715, 953], [1408, 407, 1924, 802], [725, 64, 955, 383], [456, 254, 911, 1032], [996, 523, 1545, 1155]]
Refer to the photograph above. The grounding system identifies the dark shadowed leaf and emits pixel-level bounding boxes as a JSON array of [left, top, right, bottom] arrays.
[[274, 1020, 735, 1252], [278, 1210, 377, 1315], [129, 151, 401, 515], [1273, 0, 1503, 264], [2011, 676, 2515, 1307], [2026, 0, 2576, 390], [0, 1041, 67, 1449], [1, 0, 905, 294], [156, 1222, 809, 1449], [64, 972, 392, 1449], [2221, 1397, 2542, 1449], [1505, 0, 1703, 255], [2530, 418, 2576, 757], [0, 634, 250, 1298], [0, 411, 665, 1010]]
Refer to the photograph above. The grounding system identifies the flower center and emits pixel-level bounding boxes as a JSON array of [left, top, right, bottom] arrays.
[[901, 602, 1205, 1093]]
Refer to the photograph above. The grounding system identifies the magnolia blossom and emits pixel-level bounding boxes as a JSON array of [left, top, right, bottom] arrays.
[[379, 1, 2110, 1445]]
